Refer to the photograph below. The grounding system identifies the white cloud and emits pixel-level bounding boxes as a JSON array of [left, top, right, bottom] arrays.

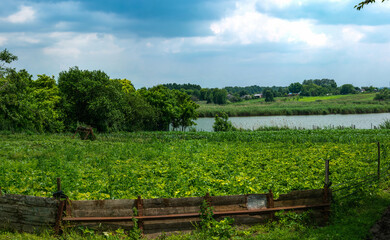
[[43, 32, 124, 58], [0, 36, 7, 46], [5, 6, 35, 24], [342, 27, 365, 43], [210, 9, 328, 47]]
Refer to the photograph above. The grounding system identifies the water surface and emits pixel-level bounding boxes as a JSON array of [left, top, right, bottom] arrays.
[[194, 113, 390, 132]]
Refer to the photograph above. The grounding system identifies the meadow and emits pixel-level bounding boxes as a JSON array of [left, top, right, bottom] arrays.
[[197, 93, 390, 117], [1, 130, 388, 200]]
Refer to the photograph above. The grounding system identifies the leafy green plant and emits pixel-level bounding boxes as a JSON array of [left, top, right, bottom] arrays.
[[212, 112, 235, 132], [196, 200, 235, 239], [273, 210, 312, 231], [127, 207, 142, 240], [379, 119, 390, 129]]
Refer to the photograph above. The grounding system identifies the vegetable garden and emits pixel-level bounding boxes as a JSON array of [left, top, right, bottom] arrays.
[[1, 130, 388, 201]]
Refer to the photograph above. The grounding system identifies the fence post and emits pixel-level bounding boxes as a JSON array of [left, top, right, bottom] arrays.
[[54, 177, 66, 235], [324, 159, 330, 203], [57, 178, 61, 195], [267, 189, 275, 220], [136, 196, 144, 235], [325, 160, 329, 187], [378, 142, 381, 181]]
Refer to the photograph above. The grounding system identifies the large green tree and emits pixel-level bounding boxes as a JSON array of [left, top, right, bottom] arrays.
[[58, 67, 126, 132], [340, 84, 357, 95], [288, 82, 302, 94], [0, 49, 63, 132], [30, 74, 64, 132], [139, 85, 199, 131]]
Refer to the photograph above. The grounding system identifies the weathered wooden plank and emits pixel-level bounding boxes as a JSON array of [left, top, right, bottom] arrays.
[[210, 195, 247, 206], [274, 198, 323, 208], [0, 194, 58, 208], [144, 206, 200, 216], [70, 199, 135, 211], [143, 197, 204, 208], [71, 209, 134, 218], [213, 204, 247, 212], [276, 189, 323, 201], [0, 205, 57, 217], [0, 213, 56, 225]]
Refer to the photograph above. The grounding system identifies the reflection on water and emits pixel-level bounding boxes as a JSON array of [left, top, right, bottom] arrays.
[[194, 113, 390, 132]]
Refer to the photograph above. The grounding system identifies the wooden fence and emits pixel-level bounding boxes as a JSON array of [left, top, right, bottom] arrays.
[[63, 188, 330, 235], [0, 194, 58, 233], [0, 188, 331, 236]]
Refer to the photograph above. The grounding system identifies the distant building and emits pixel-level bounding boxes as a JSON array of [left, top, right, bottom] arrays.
[[253, 93, 263, 99], [288, 92, 300, 97], [241, 94, 252, 100]]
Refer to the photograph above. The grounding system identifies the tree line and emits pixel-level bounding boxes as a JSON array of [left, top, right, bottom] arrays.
[[164, 79, 381, 104], [0, 49, 199, 133]]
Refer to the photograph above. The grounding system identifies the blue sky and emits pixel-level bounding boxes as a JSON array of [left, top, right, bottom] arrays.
[[1, 0, 390, 88]]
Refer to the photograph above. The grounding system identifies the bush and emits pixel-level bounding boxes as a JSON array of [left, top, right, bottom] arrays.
[[379, 119, 390, 129], [213, 113, 235, 132], [374, 88, 390, 101]]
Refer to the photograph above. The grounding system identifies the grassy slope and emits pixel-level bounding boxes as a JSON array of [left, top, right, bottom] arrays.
[[197, 93, 390, 117]]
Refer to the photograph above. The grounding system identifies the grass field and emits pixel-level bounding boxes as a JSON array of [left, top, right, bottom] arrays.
[[197, 93, 390, 117], [1, 130, 390, 239]]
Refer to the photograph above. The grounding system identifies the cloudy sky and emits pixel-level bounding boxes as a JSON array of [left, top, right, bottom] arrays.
[[1, 0, 390, 88]]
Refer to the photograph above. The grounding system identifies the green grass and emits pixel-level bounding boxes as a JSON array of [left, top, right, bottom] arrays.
[[197, 93, 390, 117]]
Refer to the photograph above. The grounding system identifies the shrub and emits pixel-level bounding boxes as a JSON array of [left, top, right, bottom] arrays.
[[213, 112, 235, 132]]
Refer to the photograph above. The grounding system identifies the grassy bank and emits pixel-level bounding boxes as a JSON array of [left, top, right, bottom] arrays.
[[197, 93, 390, 117]]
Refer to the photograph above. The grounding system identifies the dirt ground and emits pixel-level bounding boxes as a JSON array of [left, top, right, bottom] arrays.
[[368, 206, 390, 240]]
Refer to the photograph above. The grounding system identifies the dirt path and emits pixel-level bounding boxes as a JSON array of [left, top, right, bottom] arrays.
[[369, 206, 390, 240]]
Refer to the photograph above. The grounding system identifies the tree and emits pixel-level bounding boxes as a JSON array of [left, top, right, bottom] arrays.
[[0, 49, 18, 77], [30, 74, 64, 132], [301, 83, 322, 96], [340, 84, 356, 95], [288, 82, 302, 94], [139, 85, 199, 131], [58, 67, 126, 132], [170, 90, 199, 131], [355, 0, 388, 10], [212, 88, 228, 105], [263, 89, 275, 102], [239, 90, 249, 97], [213, 112, 235, 132], [374, 88, 390, 101]]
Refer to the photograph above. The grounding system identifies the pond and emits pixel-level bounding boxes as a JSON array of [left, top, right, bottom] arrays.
[[193, 113, 390, 132]]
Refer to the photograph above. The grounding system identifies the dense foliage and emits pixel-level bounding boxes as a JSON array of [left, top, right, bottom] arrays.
[[374, 88, 390, 101], [212, 112, 235, 131], [0, 51, 199, 133], [165, 79, 369, 105]]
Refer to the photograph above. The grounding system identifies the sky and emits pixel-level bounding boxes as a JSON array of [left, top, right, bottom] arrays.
[[1, 0, 390, 89]]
